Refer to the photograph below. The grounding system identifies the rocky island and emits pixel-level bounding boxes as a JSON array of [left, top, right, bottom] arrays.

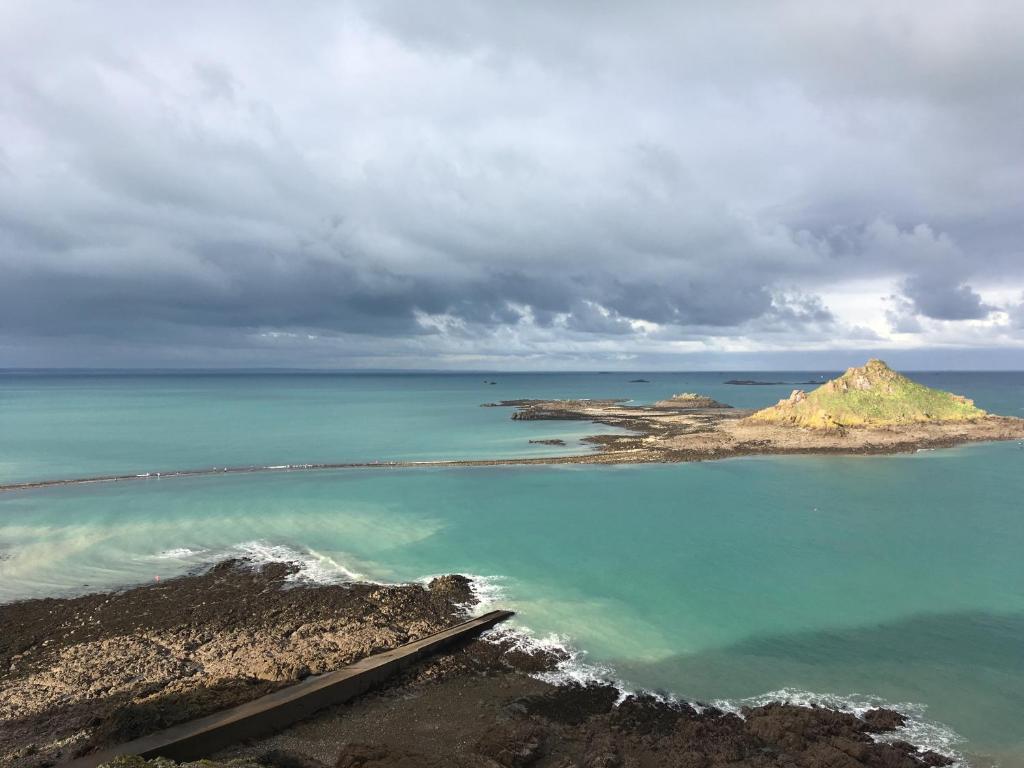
[[1, 559, 956, 768], [747, 359, 987, 430], [1, 361, 1021, 496], [490, 359, 1024, 464]]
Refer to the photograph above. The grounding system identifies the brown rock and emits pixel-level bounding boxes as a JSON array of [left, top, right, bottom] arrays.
[[474, 721, 546, 767], [860, 708, 907, 732]]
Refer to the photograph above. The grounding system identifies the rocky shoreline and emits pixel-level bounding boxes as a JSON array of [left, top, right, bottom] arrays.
[[0, 561, 475, 767], [486, 396, 1024, 464], [0, 560, 958, 768]]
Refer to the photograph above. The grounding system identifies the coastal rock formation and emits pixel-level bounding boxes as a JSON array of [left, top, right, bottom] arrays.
[[1, 560, 958, 768], [509, 399, 628, 420], [652, 392, 732, 409], [220, 655, 955, 768], [484, 365, 1024, 464], [748, 359, 986, 430], [0, 561, 473, 768]]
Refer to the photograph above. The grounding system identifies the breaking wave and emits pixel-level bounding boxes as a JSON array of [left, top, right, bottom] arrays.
[[151, 540, 366, 584]]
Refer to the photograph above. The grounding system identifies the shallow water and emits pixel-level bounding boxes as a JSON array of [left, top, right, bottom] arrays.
[[1, 371, 1023, 766]]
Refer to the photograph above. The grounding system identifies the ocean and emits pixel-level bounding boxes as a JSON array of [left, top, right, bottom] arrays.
[[1, 371, 1022, 766]]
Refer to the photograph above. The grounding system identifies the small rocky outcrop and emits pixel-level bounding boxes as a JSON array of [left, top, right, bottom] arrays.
[[652, 393, 732, 410]]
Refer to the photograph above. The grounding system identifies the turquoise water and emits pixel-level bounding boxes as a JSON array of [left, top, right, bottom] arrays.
[[2, 372, 1023, 766]]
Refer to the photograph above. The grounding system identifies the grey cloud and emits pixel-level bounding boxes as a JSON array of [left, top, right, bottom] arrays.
[[762, 293, 836, 330], [194, 62, 237, 102], [902, 276, 993, 321], [885, 295, 924, 334], [564, 301, 634, 335], [0, 1, 1022, 367], [1009, 295, 1024, 330]]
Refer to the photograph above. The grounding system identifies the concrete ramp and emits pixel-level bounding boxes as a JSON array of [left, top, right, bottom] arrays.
[[64, 609, 514, 767]]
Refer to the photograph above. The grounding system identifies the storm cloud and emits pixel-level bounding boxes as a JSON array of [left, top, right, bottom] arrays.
[[1, 1, 1023, 368]]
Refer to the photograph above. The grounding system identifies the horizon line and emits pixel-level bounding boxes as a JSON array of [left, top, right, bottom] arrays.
[[3, 367, 1024, 374]]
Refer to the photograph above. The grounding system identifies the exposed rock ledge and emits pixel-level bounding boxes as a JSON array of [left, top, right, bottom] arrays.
[[490, 396, 1024, 464], [0, 560, 955, 768], [652, 392, 732, 409], [484, 362, 1024, 463]]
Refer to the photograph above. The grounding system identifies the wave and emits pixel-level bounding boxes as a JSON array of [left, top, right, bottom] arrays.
[[151, 540, 367, 584], [414, 571, 509, 615], [226, 540, 366, 583], [461, 574, 623, 692], [152, 547, 208, 559]]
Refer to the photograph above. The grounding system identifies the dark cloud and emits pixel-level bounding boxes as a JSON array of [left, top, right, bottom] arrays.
[[902, 276, 993, 321], [564, 301, 634, 335], [0, 1, 1022, 367], [884, 295, 924, 334], [763, 293, 836, 330]]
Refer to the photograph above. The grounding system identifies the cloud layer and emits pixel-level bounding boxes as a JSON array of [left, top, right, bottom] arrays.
[[1, 0, 1023, 368]]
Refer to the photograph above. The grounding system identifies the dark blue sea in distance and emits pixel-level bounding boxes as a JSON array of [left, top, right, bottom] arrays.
[[2, 370, 1023, 766]]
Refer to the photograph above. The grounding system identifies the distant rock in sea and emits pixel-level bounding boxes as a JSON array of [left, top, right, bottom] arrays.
[[725, 379, 823, 386], [652, 392, 731, 409]]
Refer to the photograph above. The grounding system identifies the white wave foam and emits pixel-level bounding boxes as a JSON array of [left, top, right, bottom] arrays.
[[152, 547, 207, 559], [412, 572, 507, 615], [462, 573, 506, 615], [483, 623, 623, 691], [411, 572, 625, 693], [714, 688, 964, 765], [221, 540, 366, 583]]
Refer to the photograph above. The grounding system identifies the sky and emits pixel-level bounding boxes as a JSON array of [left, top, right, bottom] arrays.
[[1, 1, 1023, 370]]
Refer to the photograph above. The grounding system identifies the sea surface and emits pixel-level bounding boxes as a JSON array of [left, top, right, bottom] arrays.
[[1, 371, 1023, 767]]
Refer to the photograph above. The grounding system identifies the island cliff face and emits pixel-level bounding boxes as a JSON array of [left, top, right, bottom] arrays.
[[748, 360, 986, 430]]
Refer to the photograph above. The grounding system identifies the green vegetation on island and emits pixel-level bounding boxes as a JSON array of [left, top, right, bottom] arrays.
[[748, 359, 987, 430]]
